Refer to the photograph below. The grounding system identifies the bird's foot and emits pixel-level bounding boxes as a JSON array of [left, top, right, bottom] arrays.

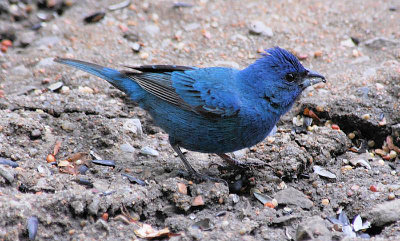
[[217, 153, 265, 170], [177, 169, 227, 184]]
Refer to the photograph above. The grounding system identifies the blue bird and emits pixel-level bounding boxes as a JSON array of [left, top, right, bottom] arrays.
[[54, 47, 325, 181]]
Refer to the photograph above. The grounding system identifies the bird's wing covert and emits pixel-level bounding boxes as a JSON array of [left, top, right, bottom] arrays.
[[123, 66, 241, 117]]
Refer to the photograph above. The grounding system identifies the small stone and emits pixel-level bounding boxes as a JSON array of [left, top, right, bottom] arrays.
[[363, 199, 400, 227], [60, 86, 70, 94], [140, 146, 159, 156], [230, 194, 240, 203], [348, 132, 355, 139], [370, 185, 378, 192], [296, 216, 331, 241], [78, 86, 94, 94], [275, 187, 313, 209], [361, 114, 371, 120], [46, 154, 55, 163], [140, 52, 149, 59], [130, 42, 141, 52], [314, 51, 323, 58], [249, 21, 273, 37], [30, 129, 41, 139], [61, 121, 75, 132], [123, 118, 143, 137], [341, 38, 356, 48], [120, 143, 135, 153], [331, 124, 340, 130], [19, 31, 36, 47], [177, 183, 187, 195], [0, 165, 14, 183], [37, 165, 51, 176], [368, 140, 375, 147], [48, 81, 63, 91], [321, 198, 329, 206], [389, 150, 397, 159], [388, 193, 395, 200], [101, 213, 109, 221], [316, 105, 324, 112], [192, 195, 204, 206]]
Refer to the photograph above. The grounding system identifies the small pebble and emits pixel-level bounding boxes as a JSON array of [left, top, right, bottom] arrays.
[[389, 150, 397, 159], [369, 185, 378, 192], [331, 124, 340, 130], [78, 86, 94, 94], [27, 216, 39, 240], [140, 52, 149, 59], [314, 51, 323, 58], [321, 198, 330, 206], [248, 21, 273, 37], [388, 193, 395, 200], [0, 165, 14, 183], [140, 146, 159, 156], [84, 12, 105, 24], [130, 42, 141, 52], [177, 183, 187, 195], [30, 129, 41, 139], [101, 213, 109, 221], [60, 86, 70, 94], [316, 105, 324, 112], [192, 195, 204, 206], [78, 165, 89, 174], [367, 140, 375, 148], [48, 82, 63, 91], [361, 114, 371, 120]]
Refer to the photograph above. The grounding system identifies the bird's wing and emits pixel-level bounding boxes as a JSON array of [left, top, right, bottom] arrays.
[[123, 66, 241, 117]]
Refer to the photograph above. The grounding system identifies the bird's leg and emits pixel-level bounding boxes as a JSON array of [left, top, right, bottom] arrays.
[[217, 153, 265, 169], [171, 144, 225, 183]]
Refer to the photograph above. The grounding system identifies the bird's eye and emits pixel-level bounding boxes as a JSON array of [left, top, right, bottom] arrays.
[[285, 73, 296, 82]]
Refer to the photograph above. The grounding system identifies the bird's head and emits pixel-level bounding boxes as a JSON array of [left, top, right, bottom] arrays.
[[243, 47, 325, 114]]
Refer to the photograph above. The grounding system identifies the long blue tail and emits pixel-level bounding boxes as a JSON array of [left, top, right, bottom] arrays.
[[54, 57, 144, 100]]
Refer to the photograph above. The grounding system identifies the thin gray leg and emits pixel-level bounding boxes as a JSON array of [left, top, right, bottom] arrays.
[[171, 144, 225, 183]]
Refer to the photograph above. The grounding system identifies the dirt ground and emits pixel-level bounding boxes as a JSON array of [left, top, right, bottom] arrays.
[[1, 0, 400, 240]]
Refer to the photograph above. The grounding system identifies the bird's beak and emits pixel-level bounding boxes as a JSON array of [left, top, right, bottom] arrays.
[[300, 69, 326, 90]]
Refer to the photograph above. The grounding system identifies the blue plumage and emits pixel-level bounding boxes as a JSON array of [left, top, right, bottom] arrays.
[[54, 47, 325, 180]]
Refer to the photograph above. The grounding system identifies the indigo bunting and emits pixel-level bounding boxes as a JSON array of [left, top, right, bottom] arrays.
[[55, 47, 325, 181]]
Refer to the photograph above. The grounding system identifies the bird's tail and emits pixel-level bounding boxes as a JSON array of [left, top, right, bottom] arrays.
[[54, 57, 144, 100]]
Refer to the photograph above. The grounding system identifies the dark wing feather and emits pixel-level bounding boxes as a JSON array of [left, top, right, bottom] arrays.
[[122, 70, 195, 111], [124, 65, 196, 73]]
